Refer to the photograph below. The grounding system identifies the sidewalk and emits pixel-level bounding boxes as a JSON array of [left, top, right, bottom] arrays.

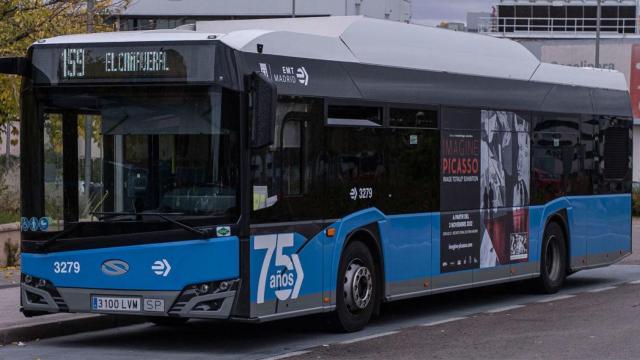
[[0, 286, 144, 345], [0, 266, 19, 289]]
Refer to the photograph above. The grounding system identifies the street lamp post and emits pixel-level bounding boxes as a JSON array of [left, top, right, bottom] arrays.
[[595, 0, 601, 68], [292, 0, 296, 18]]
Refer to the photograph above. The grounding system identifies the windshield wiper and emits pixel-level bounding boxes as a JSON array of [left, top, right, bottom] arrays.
[[38, 223, 82, 251], [92, 211, 183, 221], [91, 212, 214, 239]]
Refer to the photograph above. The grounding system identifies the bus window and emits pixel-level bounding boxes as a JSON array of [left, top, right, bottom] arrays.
[[383, 128, 439, 214], [389, 108, 438, 129], [603, 127, 630, 180], [531, 132, 579, 204], [281, 119, 302, 195], [325, 126, 386, 218], [251, 97, 324, 222], [78, 115, 103, 222], [43, 113, 64, 231], [327, 105, 382, 127]]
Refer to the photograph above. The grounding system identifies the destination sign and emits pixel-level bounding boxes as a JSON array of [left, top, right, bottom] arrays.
[[32, 43, 215, 84], [62, 48, 172, 79]]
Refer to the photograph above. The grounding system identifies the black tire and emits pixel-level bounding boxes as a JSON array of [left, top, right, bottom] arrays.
[[148, 317, 189, 327], [331, 240, 379, 332], [536, 221, 567, 294]]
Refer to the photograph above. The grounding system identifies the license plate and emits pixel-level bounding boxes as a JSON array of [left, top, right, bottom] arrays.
[[143, 298, 165, 312], [91, 296, 141, 312]]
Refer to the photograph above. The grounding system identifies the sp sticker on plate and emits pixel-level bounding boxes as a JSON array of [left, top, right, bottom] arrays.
[[143, 298, 165, 312]]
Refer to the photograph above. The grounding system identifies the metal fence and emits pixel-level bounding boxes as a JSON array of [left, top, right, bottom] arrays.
[[477, 17, 637, 35]]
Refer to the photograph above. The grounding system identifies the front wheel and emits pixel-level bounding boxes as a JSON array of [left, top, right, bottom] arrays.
[[536, 221, 567, 294], [331, 241, 379, 332]]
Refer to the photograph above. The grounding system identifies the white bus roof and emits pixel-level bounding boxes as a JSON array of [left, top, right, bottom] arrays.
[[38, 16, 628, 92]]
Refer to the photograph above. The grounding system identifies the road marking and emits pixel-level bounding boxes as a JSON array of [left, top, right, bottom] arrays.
[[537, 294, 575, 303], [485, 305, 525, 314], [262, 350, 311, 360], [420, 317, 468, 327], [587, 286, 617, 293], [629, 280, 640, 285], [339, 331, 399, 345]]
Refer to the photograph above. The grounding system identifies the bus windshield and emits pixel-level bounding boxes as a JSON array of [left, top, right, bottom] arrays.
[[24, 85, 240, 233]]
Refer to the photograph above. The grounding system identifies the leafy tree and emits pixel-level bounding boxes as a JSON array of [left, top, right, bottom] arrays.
[[0, 0, 129, 143]]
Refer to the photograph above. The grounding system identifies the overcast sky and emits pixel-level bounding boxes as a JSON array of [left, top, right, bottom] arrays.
[[412, 0, 496, 25]]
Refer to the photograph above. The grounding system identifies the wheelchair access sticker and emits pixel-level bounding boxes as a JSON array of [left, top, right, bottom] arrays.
[[21, 217, 49, 232]]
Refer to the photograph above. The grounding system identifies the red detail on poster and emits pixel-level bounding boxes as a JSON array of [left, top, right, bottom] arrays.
[[629, 44, 640, 120], [441, 136, 480, 176]]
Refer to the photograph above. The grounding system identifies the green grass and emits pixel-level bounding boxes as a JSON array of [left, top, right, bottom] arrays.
[[0, 212, 19, 225]]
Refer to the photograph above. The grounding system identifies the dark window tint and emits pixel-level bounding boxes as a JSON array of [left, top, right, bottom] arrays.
[[499, 5, 515, 17], [531, 132, 580, 204], [533, 114, 580, 134], [550, 6, 565, 18], [389, 108, 438, 129], [566, 6, 583, 18], [601, 6, 617, 19], [325, 127, 386, 218], [571, 115, 631, 196], [603, 127, 630, 180], [382, 129, 440, 214], [620, 6, 635, 18], [534, 6, 550, 17], [251, 97, 325, 223], [327, 105, 382, 127], [441, 107, 481, 130], [515, 5, 531, 18]]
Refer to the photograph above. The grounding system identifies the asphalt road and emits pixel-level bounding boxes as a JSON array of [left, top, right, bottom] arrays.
[[0, 264, 638, 360], [291, 281, 640, 360], [1, 224, 639, 360]]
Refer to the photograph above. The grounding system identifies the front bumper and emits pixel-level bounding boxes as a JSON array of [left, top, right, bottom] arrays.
[[20, 237, 241, 318], [21, 278, 239, 319]]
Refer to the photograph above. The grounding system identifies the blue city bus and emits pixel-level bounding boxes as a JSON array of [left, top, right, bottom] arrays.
[[0, 17, 632, 331]]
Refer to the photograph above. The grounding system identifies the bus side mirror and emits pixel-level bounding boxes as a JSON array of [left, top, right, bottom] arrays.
[[0, 57, 28, 76], [250, 71, 277, 149]]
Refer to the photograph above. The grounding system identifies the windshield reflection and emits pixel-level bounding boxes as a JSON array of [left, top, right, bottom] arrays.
[[38, 86, 239, 230]]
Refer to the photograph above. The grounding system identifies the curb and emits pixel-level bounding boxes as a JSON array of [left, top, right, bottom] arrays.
[[0, 314, 146, 345]]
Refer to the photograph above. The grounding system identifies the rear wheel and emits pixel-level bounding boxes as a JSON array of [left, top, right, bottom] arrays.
[[331, 240, 379, 332], [536, 221, 567, 294]]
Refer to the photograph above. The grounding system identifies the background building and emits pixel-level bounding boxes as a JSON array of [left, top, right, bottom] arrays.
[[466, 11, 491, 33], [478, 0, 640, 182], [486, 0, 637, 35], [111, 0, 412, 30], [1, 0, 413, 160]]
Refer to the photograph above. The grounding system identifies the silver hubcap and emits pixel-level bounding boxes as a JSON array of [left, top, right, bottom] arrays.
[[344, 260, 373, 312]]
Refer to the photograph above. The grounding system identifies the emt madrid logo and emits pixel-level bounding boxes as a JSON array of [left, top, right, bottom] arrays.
[[254, 233, 304, 304], [259, 63, 309, 86]]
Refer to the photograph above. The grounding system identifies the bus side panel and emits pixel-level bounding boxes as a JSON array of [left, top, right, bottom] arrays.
[[529, 198, 573, 265], [525, 206, 543, 269], [249, 232, 324, 318], [380, 213, 432, 298], [325, 208, 386, 305], [248, 207, 404, 320], [569, 194, 632, 267]]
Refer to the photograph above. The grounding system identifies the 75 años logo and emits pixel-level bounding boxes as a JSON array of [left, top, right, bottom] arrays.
[[254, 234, 304, 304]]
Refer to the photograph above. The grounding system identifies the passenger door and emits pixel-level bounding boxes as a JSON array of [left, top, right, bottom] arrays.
[[249, 97, 326, 318]]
